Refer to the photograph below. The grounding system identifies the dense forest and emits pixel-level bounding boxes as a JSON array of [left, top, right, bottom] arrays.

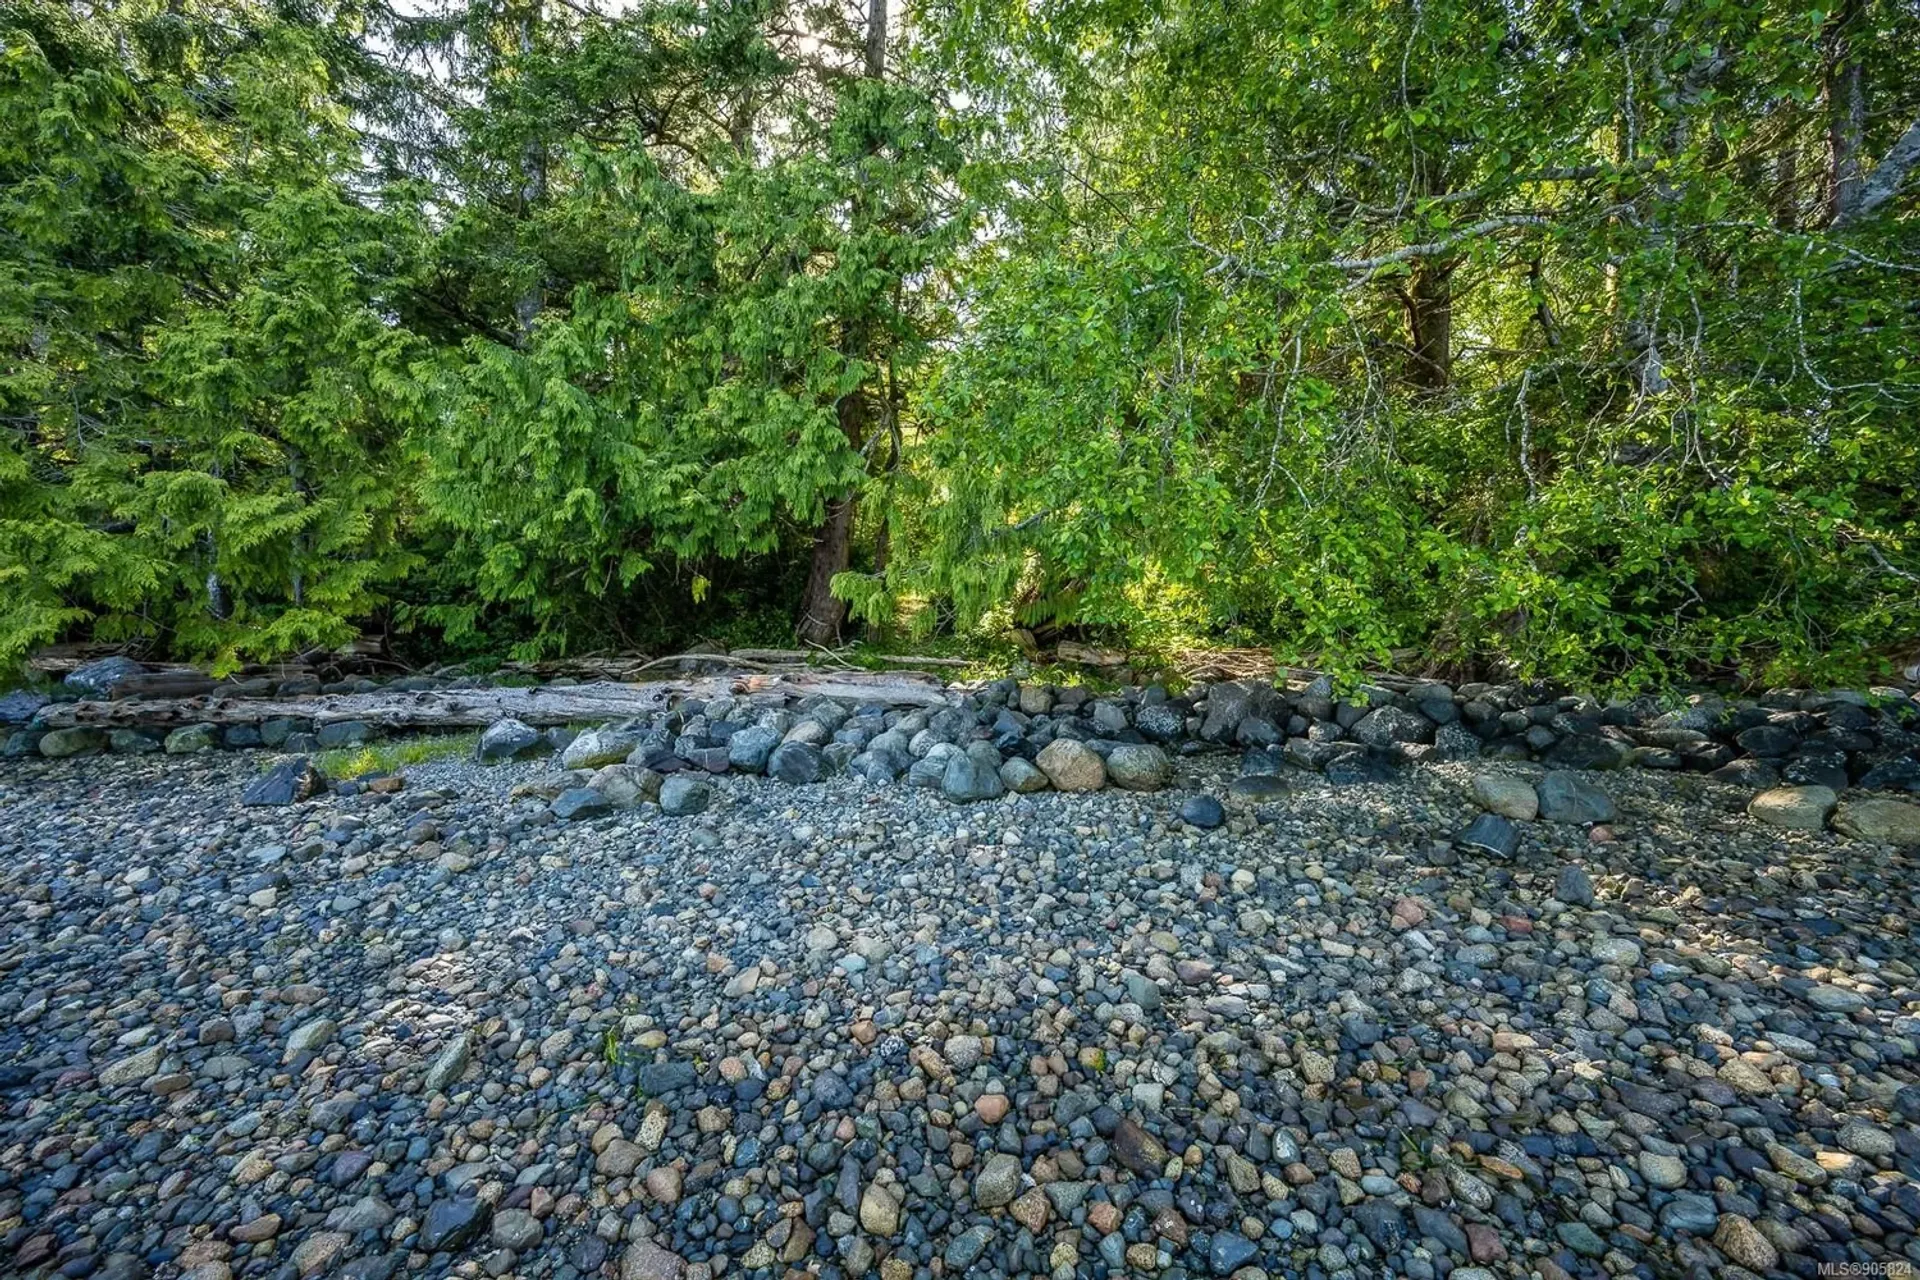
[[4, 0, 1918, 688]]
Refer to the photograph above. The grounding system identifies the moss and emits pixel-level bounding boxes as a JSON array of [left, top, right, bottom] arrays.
[[311, 731, 479, 780]]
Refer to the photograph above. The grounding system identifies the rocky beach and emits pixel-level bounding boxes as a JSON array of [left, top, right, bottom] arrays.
[[1, 672, 1918, 1280]]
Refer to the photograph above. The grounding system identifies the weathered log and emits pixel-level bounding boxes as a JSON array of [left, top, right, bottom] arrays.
[[108, 673, 222, 700], [36, 671, 952, 731]]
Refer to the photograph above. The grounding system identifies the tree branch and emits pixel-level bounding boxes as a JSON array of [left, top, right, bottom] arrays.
[[1330, 215, 1550, 272]]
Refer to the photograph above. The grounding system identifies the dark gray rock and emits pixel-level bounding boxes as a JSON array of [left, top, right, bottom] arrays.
[[767, 741, 826, 784], [242, 758, 324, 806], [1455, 812, 1518, 858], [1736, 723, 1799, 757], [1543, 733, 1629, 769], [1179, 794, 1225, 828], [0, 689, 49, 724], [419, 1197, 491, 1253], [550, 787, 611, 820], [1134, 703, 1185, 741], [1350, 705, 1435, 748], [658, 775, 711, 815], [1208, 1231, 1258, 1275], [1324, 752, 1399, 786], [1200, 680, 1278, 742], [3, 727, 45, 757], [316, 720, 378, 749], [1431, 722, 1483, 760], [1711, 757, 1779, 788], [1537, 771, 1616, 823], [941, 750, 1005, 803], [1554, 864, 1595, 907], [727, 725, 780, 773]]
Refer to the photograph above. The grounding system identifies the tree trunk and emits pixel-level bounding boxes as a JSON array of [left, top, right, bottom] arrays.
[[1824, 0, 1865, 226], [793, 0, 888, 646], [1402, 257, 1455, 391], [514, 3, 547, 345], [796, 490, 859, 646]]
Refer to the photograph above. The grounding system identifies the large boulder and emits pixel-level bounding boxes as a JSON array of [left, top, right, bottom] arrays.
[[164, 724, 219, 755], [1536, 772, 1615, 824], [477, 718, 545, 762], [0, 690, 49, 725], [109, 729, 162, 755], [1472, 773, 1539, 821], [1106, 744, 1172, 791], [38, 727, 105, 758], [1543, 733, 1630, 770], [658, 774, 711, 816], [767, 741, 826, 784], [1134, 703, 1186, 741], [550, 787, 611, 820], [1036, 739, 1106, 791], [1747, 785, 1836, 832], [942, 749, 1006, 803], [726, 725, 780, 773], [1199, 680, 1280, 743], [1832, 797, 1920, 846], [315, 720, 378, 749], [560, 728, 640, 770], [1350, 706, 1436, 749], [998, 757, 1050, 793], [590, 764, 662, 808]]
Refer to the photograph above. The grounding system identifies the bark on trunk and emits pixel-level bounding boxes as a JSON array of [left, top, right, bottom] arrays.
[[514, 4, 547, 345], [1824, 0, 1865, 226], [1403, 257, 1455, 391], [795, 488, 859, 647]]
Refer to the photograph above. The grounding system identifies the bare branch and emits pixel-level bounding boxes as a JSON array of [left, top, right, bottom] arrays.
[[1329, 215, 1550, 272]]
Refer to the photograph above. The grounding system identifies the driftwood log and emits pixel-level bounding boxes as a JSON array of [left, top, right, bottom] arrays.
[[37, 671, 952, 732]]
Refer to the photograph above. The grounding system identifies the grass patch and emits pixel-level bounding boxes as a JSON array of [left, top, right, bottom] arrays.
[[314, 732, 478, 780]]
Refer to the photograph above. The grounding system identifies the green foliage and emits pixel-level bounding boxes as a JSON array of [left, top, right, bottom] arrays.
[[5, 0, 1917, 688], [408, 3, 968, 659], [849, 0, 1920, 688], [1, 1, 428, 674]]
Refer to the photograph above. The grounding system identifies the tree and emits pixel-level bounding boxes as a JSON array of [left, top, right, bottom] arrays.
[[864, 0, 1920, 686], [0, 0, 428, 673], [409, 0, 966, 658]]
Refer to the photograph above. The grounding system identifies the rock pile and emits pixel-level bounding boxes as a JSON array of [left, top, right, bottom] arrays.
[[9, 671, 1920, 843]]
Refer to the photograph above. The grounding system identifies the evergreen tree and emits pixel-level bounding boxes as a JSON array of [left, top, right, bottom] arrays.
[[1, 0, 428, 672], [406, 0, 966, 658]]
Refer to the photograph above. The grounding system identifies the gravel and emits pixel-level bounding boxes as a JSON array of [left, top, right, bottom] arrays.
[[1, 735, 1918, 1280]]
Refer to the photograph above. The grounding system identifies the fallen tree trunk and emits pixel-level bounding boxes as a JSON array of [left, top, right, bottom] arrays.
[[37, 671, 952, 732]]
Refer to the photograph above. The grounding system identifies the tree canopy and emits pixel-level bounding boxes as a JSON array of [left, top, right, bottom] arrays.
[[4, 0, 1917, 686]]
